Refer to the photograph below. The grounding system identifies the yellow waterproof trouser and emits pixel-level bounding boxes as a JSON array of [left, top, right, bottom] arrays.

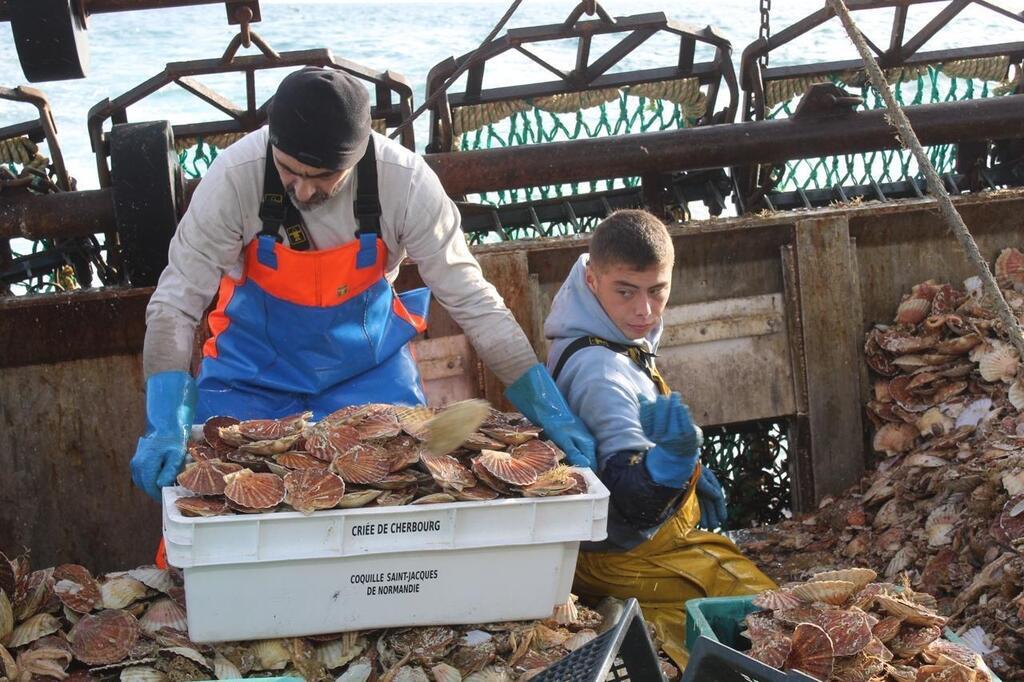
[[573, 474, 777, 669]]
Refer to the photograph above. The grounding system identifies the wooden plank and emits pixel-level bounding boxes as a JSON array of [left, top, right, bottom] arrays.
[[0, 355, 160, 573], [475, 251, 536, 411], [412, 334, 480, 406], [782, 244, 813, 512], [794, 215, 866, 503], [657, 294, 796, 426]]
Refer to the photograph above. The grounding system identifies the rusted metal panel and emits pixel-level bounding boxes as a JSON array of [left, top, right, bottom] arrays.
[[781, 244, 814, 512], [658, 294, 796, 426], [0, 354, 159, 573], [0, 286, 149, 368], [794, 215, 866, 503]]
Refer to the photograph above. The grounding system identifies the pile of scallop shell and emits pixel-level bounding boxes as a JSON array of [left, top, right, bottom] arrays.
[[0, 549, 608, 682], [738, 248, 1024, 679], [174, 403, 587, 517], [746, 567, 993, 681]]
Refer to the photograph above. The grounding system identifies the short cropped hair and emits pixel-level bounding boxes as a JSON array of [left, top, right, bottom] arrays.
[[589, 209, 673, 271]]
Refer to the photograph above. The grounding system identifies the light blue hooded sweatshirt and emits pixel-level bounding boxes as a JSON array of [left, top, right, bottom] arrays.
[[545, 253, 682, 551]]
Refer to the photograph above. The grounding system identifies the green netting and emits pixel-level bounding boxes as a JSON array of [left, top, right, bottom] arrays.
[[459, 90, 700, 243], [179, 139, 221, 180], [766, 65, 1009, 193]]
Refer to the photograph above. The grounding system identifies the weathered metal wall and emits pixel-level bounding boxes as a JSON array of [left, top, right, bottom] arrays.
[[3, 190, 1023, 570]]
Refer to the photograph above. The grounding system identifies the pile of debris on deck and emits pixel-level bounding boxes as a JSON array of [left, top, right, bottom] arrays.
[[740, 248, 1024, 680]]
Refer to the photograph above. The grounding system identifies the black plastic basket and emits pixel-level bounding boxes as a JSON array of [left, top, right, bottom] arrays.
[[532, 598, 667, 682], [681, 636, 818, 682]]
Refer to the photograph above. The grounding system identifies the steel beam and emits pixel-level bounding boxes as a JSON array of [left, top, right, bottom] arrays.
[[2, 95, 1022, 241], [0, 0, 258, 22], [426, 95, 1024, 196]]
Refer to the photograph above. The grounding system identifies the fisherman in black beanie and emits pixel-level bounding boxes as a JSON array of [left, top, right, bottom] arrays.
[[133, 66, 597, 505]]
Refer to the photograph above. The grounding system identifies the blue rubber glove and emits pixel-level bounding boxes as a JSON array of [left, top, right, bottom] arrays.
[[130, 371, 197, 501], [696, 467, 729, 530], [639, 393, 703, 488], [506, 364, 597, 470]]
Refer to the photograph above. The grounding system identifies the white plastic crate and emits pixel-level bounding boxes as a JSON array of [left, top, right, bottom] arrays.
[[162, 469, 609, 642]]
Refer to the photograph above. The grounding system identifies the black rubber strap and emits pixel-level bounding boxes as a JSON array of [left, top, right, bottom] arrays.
[[353, 139, 381, 236], [552, 335, 670, 395], [258, 143, 311, 250]]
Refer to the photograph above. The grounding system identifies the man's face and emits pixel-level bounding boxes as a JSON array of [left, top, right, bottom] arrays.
[[271, 146, 351, 211], [585, 259, 672, 340]]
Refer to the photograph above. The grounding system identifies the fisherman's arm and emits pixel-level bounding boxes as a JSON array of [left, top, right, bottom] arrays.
[[397, 159, 596, 467], [132, 160, 245, 500], [563, 364, 687, 528]]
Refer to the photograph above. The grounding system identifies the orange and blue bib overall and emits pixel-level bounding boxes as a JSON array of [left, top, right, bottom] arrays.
[[194, 142, 429, 421]]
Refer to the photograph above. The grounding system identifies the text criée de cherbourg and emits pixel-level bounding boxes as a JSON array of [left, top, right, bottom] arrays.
[[349, 518, 444, 595]]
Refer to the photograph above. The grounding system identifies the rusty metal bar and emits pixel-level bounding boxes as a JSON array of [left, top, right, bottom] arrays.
[[0, 0, 258, 22], [0, 189, 114, 240], [426, 94, 1024, 196], [901, 0, 972, 59]]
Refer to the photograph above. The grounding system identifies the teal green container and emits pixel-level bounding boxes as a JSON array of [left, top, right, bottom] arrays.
[[684, 595, 1002, 682]]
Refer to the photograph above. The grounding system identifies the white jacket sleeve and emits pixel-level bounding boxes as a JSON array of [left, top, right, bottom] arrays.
[[396, 158, 538, 386], [143, 157, 247, 377]]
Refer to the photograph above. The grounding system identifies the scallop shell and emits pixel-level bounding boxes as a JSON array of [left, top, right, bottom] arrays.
[[480, 425, 541, 446], [884, 546, 917, 579], [978, 344, 1019, 383], [375, 486, 417, 506], [462, 432, 505, 451], [872, 422, 918, 455], [903, 453, 949, 468], [237, 433, 303, 455], [335, 488, 384, 508], [563, 629, 597, 651], [425, 399, 491, 455], [874, 595, 946, 626], [53, 565, 101, 614], [809, 568, 877, 591], [203, 416, 239, 452], [18, 645, 73, 679], [509, 440, 560, 474], [337, 659, 374, 682], [283, 470, 346, 515], [1009, 378, 1024, 410], [925, 504, 959, 547], [916, 408, 953, 437], [375, 471, 422, 490], [222, 469, 285, 509], [749, 632, 792, 669], [99, 576, 149, 610], [475, 450, 538, 486], [421, 452, 477, 491], [120, 666, 167, 682], [69, 610, 139, 665], [773, 604, 826, 627], [816, 608, 872, 657], [139, 599, 187, 636], [995, 247, 1024, 289], [381, 438, 422, 471], [752, 589, 802, 611], [176, 460, 242, 496], [431, 663, 462, 682], [174, 496, 229, 517], [790, 580, 857, 606], [453, 485, 500, 502], [15, 569, 56, 621], [551, 595, 578, 625], [7, 612, 62, 648], [887, 375, 930, 413], [935, 333, 982, 355], [998, 495, 1024, 542], [888, 624, 942, 658], [0, 592, 12, 642], [252, 639, 291, 671], [470, 458, 512, 494], [126, 567, 177, 595], [314, 633, 364, 670], [871, 615, 904, 643], [186, 442, 219, 462], [352, 408, 401, 440], [397, 406, 435, 440], [306, 423, 363, 462], [212, 652, 242, 680], [274, 451, 328, 470], [783, 622, 834, 680], [411, 493, 457, 505], [329, 444, 390, 484], [520, 465, 577, 497], [895, 296, 931, 325], [225, 449, 270, 471]]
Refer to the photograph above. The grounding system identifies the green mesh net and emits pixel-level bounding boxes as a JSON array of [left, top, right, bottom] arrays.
[[765, 63, 1013, 193]]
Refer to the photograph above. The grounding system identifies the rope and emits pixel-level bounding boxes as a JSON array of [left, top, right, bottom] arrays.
[[942, 55, 1010, 82], [827, 0, 1024, 360], [0, 136, 48, 169]]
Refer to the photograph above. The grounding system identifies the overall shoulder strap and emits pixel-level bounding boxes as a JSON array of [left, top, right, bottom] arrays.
[[258, 143, 311, 250], [552, 335, 671, 395], [353, 138, 381, 236]]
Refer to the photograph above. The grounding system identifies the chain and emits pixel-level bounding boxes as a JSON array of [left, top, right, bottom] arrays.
[[758, 0, 772, 68]]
